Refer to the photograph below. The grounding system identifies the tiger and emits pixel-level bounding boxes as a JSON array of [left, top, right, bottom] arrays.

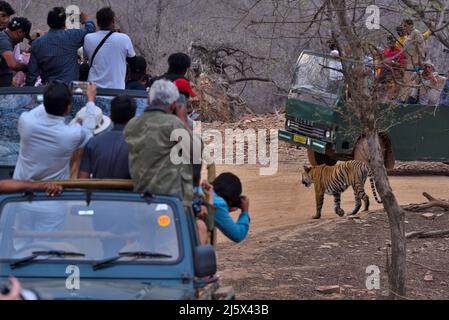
[[301, 160, 382, 220]]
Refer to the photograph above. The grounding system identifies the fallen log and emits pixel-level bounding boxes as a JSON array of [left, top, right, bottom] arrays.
[[406, 229, 449, 239], [405, 193, 449, 212]]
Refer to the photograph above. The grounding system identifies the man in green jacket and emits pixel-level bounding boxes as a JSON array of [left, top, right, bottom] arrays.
[[124, 79, 195, 206]]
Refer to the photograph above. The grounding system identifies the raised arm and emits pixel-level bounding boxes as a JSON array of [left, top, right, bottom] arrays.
[[25, 48, 40, 86], [214, 196, 251, 243], [76, 83, 97, 148], [68, 12, 96, 47], [1, 51, 27, 72]]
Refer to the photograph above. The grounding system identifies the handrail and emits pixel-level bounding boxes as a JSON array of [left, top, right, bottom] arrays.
[[0, 87, 149, 99], [49, 179, 134, 191]]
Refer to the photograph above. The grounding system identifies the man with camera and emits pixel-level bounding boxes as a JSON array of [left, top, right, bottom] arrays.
[[209, 173, 251, 243], [26, 7, 95, 86], [194, 170, 251, 244], [14, 82, 100, 181], [125, 79, 194, 207], [84, 7, 136, 89]]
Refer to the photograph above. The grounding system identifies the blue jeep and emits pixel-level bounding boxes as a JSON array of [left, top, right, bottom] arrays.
[[0, 181, 233, 300], [0, 87, 233, 300]]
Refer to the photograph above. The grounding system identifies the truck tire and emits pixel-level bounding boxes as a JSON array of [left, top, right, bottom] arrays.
[[307, 150, 338, 166], [353, 135, 395, 170]]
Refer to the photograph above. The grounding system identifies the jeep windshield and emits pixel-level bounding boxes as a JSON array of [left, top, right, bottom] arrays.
[[0, 88, 149, 172], [291, 52, 341, 103], [0, 198, 180, 265]]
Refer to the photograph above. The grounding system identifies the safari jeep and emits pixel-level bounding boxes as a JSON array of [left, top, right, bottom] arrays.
[[278, 50, 449, 168], [0, 181, 234, 300], [0, 86, 233, 300]]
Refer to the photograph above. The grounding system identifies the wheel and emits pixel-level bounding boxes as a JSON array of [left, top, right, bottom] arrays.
[[353, 135, 395, 170], [307, 150, 338, 166]]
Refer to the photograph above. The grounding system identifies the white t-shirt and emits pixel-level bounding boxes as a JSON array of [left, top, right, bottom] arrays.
[[84, 31, 136, 89]]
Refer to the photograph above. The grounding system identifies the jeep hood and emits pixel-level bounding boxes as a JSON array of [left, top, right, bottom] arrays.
[[18, 278, 194, 300]]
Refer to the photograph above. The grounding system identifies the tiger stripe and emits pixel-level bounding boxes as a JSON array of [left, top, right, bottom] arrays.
[[302, 160, 382, 219]]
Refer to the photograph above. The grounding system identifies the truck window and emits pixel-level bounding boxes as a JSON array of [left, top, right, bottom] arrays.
[[291, 53, 341, 99]]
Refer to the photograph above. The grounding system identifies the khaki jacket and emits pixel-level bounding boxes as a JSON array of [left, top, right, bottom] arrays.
[[124, 109, 193, 206]]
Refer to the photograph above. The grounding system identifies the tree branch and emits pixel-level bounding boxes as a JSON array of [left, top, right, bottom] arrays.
[[405, 193, 449, 212]]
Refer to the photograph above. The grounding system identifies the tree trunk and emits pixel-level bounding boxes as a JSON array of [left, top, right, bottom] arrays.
[[151, 0, 164, 70], [366, 132, 406, 299]]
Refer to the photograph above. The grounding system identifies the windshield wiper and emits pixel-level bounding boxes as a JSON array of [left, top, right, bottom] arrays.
[[10, 250, 86, 269], [93, 251, 172, 271]]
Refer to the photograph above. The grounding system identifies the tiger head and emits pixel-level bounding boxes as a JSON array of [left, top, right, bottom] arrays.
[[301, 166, 313, 188]]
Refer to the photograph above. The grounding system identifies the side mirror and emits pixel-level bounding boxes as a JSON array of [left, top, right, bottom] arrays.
[[194, 245, 217, 278]]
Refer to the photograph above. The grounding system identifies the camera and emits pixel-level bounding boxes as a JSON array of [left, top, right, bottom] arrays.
[[192, 196, 205, 217], [70, 81, 89, 95], [230, 196, 244, 209]]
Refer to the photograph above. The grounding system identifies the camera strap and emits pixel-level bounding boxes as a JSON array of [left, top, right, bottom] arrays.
[[87, 30, 115, 76]]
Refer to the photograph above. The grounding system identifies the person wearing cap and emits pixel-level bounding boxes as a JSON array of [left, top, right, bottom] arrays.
[[411, 60, 447, 106], [0, 17, 31, 87], [0, 1, 23, 73], [174, 78, 197, 99], [126, 56, 147, 91], [0, 1, 14, 31], [26, 7, 95, 86], [13, 82, 102, 181], [78, 96, 136, 179]]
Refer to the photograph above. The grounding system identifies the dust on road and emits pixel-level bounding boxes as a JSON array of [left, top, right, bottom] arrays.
[[214, 164, 449, 243], [213, 164, 449, 300]]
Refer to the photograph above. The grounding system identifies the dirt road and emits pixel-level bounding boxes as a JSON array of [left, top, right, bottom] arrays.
[[214, 164, 449, 243], [213, 164, 449, 300]]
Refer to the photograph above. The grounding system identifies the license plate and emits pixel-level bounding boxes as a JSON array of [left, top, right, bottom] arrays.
[[293, 134, 307, 145]]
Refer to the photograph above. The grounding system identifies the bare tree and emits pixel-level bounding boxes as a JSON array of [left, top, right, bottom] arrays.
[[243, 0, 410, 298], [331, 0, 407, 299]]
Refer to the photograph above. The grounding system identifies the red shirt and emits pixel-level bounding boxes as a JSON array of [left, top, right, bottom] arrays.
[[383, 47, 406, 67]]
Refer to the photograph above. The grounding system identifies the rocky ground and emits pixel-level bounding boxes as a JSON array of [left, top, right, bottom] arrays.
[[206, 113, 449, 300], [217, 206, 449, 300]]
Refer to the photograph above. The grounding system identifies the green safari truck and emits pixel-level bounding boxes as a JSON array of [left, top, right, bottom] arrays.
[[279, 50, 449, 169]]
